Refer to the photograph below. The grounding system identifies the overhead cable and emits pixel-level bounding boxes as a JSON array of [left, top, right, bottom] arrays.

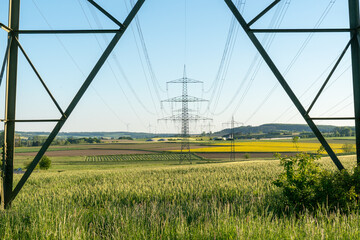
[[208, 0, 290, 116], [32, 0, 132, 127], [85, 1, 160, 117], [243, 0, 337, 124]]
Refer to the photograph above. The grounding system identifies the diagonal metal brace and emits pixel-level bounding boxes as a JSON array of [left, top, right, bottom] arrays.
[[9, 0, 146, 204], [307, 39, 352, 115], [0, 37, 12, 86], [13, 37, 66, 118], [248, 0, 280, 27], [224, 0, 345, 170], [0, 23, 12, 33], [348, 0, 360, 165], [87, 0, 125, 28]]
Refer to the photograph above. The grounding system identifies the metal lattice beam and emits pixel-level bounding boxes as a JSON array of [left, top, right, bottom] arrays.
[[1, 0, 146, 208], [3, 0, 20, 209], [348, 0, 360, 165], [222, 117, 243, 161], [160, 67, 211, 163], [224, 0, 347, 170], [2, 0, 359, 209]]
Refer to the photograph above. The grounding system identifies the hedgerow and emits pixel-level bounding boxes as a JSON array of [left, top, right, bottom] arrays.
[[273, 153, 360, 211]]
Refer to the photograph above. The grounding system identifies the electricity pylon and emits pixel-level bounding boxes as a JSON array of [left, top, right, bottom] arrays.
[[201, 122, 215, 136], [160, 67, 211, 163], [224, 0, 360, 170], [1, 0, 360, 209], [0, 0, 146, 208], [222, 116, 243, 161]]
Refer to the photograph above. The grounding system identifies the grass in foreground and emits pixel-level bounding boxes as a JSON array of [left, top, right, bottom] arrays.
[[0, 156, 359, 239]]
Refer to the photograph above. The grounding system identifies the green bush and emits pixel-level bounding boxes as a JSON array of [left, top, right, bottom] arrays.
[[25, 156, 52, 170], [39, 155, 51, 170], [273, 153, 359, 211]]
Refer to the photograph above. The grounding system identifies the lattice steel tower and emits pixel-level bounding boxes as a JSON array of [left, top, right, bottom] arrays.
[[160, 67, 211, 162], [2, 0, 360, 209], [222, 116, 242, 161]]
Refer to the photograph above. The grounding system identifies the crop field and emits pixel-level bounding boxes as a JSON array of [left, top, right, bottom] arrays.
[[85, 153, 203, 162], [1, 154, 359, 239], [15, 139, 353, 162], [187, 141, 345, 153], [3, 140, 358, 239], [15, 142, 210, 156]]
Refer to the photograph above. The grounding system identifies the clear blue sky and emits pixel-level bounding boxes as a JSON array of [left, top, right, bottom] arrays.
[[0, 0, 355, 134]]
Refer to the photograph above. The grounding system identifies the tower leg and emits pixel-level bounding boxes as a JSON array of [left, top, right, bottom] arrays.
[[1, 0, 20, 209], [348, 0, 360, 165]]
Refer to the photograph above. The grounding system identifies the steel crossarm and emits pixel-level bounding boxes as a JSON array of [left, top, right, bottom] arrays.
[[224, 0, 346, 170], [3, 0, 146, 208]]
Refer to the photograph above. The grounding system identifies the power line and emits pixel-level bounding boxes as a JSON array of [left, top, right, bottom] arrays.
[[159, 67, 211, 162], [205, 0, 245, 93], [184, 0, 187, 65], [206, 0, 246, 113], [222, 116, 243, 161], [211, 1, 245, 112], [85, 0, 160, 117], [31, 0, 131, 127], [273, 55, 342, 122], [76, 0, 150, 128], [285, 94, 353, 123], [242, 0, 337, 124], [284, 64, 351, 122], [129, 0, 167, 95], [127, 0, 174, 117], [234, 0, 291, 116], [208, 0, 290, 116], [275, 61, 350, 123], [327, 100, 353, 117]]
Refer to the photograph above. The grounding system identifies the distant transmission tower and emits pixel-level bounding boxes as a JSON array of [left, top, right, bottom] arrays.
[[222, 116, 243, 161], [201, 122, 215, 137], [160, 66, 211, 163]]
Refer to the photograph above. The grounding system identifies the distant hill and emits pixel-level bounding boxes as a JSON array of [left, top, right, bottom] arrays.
[[215, 123, 355, 136], [13, 123, 355, 140]]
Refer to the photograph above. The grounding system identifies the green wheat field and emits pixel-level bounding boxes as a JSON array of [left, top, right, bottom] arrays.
[[0, 154, 359, 239]]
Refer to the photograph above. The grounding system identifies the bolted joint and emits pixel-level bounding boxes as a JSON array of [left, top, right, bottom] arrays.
[[303, 113, 311, 120], [9, 31, 16, 38], [119, 23, 126, 30], [350, 28, 359, 35]]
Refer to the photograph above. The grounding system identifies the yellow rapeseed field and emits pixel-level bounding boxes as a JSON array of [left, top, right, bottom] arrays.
[[179, 142, 345, 153]]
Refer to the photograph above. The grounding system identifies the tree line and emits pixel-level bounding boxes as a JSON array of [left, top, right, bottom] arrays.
[[0, 133, 101, 147]]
